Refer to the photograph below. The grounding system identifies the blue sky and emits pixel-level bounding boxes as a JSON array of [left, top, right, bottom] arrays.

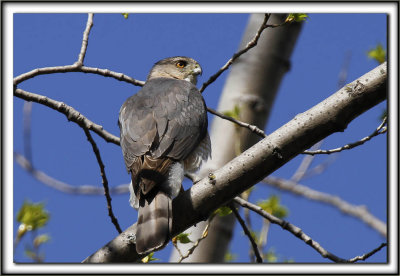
[[11, 11, 388, 267]]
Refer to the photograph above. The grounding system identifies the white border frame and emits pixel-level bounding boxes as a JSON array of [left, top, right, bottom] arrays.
[[3, 2, 398, 274]]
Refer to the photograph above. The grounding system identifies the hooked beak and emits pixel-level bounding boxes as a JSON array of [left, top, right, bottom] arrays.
[[193, 64, 202, 76]]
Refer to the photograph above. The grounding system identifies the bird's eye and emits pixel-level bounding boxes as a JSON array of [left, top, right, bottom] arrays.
[[176, 61, 187, 68]]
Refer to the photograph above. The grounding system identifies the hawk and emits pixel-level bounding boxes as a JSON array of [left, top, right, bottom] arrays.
[[118, 57, 211, 255]]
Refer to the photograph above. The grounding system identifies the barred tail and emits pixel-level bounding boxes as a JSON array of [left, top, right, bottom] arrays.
[[135, 191, 172, 255]]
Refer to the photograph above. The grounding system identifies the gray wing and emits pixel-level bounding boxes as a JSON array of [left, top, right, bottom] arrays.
[[118, 78, 208, 169]]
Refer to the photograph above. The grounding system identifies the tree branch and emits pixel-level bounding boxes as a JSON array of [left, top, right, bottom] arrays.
[[23, 101, 34, 164], [348, 242, 387, 263], [229, 203, 263, 263], [199, 13, 288, 93], [173, 216, 215, 263], [83, 62, 387, 263], [14, 152, 129, 195], [14, 88, 120, 145], [303, 117, 387, 155], [83, 129, 122, 234], [76, 13, 94, 66], [207, 107, 267, 138], [234, 197, 386, 263], [263, 176, 387, 237], [13, 65, 145, 87], [291, 140, 324, 182]]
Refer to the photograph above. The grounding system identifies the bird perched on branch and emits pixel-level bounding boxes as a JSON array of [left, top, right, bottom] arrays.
[[118, 57, 211, 255]]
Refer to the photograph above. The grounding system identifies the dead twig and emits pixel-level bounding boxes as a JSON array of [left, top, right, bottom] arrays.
[[229, 203, 263, 263], [303, 117, 387, 155], [83, 128, 122, 234], [76, 13, 94, 66]]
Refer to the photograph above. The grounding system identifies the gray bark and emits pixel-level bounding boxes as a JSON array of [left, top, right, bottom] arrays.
[[169, 13, 303, 263]]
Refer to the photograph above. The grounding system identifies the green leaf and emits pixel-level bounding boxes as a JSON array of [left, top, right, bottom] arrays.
[[122, 13, 129, 19], [16, 200, 50, 231], [174, 233, 192, 244], [257, 195, 288, 219], [367, 43, 386, 64], [286, 13, 308, 23], [141, 252, 159, 263], [214, 206, 232, 217]]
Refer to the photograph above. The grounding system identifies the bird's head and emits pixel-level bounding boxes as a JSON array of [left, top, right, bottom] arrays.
[[147, 56, 202, 85]]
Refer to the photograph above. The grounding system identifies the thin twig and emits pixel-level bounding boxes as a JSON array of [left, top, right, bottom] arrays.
[[291, 140, 324, 182], [14, 152, 129, 195], [13, 64, 145, 87], [241, 191, 256, 262], [234, 197, 385, 263], [298, 154, 338, 181], [348, 242, 387, 263], [76, 13, 94, 66], [229, 203, 263, 263], [83, 128, 122, 234], [172, 241, 185, 261], [240, 190, 257, 262], [175, 215, 215, 262], [207, 107, 266, 138], [200, 14, 274, 93], [23, 101, 33, 164], [14, 88, 120, 145], [263, 176, 387, 237], [303, 117, 387, 155]]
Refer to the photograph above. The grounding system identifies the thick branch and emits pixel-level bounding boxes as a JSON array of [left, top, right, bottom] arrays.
[[84, 62, 386, 263]]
